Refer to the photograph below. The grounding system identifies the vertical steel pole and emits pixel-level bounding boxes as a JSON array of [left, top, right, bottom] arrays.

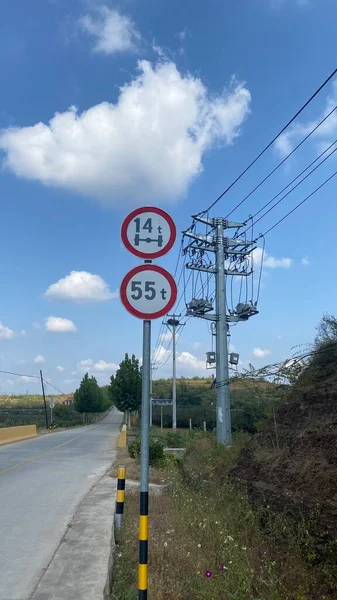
[[138, 320, 151, 600], [149, 368, 153, 426], [172, 320, 177, 430], [215, 219, 231, 445], [160, 404, 163, 429]]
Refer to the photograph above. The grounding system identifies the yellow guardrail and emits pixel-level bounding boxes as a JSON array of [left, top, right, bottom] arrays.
[[0, 425, 37, 446]]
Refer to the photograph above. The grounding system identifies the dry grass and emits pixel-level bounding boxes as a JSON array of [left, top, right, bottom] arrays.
[[0, 394, 73, 407], [110, 434, 329, 600]]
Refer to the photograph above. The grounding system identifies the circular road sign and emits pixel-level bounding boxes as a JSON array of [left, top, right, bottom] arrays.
[[49, 397, 55, 408], [121, 206, 176, 259], [120, 264, 177, 320]]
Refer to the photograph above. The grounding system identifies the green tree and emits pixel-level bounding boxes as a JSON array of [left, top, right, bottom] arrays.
[[74, 373, 103, 413], [100, 385, 113, 411], [110, 354, 141, 413]]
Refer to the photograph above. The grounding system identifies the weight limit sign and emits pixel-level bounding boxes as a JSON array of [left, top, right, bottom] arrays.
[[121, 206, 176, 260], [120, 264, 177, 320]]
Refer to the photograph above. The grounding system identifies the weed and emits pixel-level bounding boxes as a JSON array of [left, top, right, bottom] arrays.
[[112, 432, 332, 600]]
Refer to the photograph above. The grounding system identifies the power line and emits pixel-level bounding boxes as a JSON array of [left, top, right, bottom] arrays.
[[250, 138, 337, 223], [241, 143, 337, 237], [0, 369, 39, 379], [225, 104, 337, 219], [42, 379, 67, 396], [262, 168, 337, 237], [198, 68, 337, 216]]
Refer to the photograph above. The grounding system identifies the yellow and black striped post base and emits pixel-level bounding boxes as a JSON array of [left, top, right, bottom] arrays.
[[138, 491, 148, 599], [115, 466, 126, 529]]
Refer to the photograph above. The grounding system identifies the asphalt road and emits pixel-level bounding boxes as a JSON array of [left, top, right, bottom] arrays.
[[0, 409, 122, 600]]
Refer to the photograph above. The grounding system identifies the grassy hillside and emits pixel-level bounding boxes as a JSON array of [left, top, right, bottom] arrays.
[[231, 339, 337, 596], [0, 394, 73, 408]]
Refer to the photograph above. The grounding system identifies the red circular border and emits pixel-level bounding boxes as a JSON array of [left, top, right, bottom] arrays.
[[121, 206, 176, 259], [120, 264, 177, 320]]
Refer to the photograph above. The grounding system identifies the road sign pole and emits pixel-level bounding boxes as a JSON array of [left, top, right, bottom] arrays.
[[50, 406, 53, 424], [121, 206, 177, 600], [138, 319, 151, 600]]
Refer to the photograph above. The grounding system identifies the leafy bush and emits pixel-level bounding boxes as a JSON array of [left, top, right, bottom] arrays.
[[128, 437, 164, 466], [162, 430, 189, 447], [128, 438, 140, 459]]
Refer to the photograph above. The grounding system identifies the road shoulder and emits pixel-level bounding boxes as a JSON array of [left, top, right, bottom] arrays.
[[32, 472, 115, 600]]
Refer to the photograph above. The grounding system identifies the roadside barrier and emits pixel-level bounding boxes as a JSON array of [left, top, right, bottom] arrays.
[[115, 466, 126, 529], [138, 491, 149, 599], [0, 424, 37, 446]]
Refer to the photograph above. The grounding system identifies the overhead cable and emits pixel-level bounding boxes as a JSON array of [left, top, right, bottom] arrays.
[[0, 369, 39, 379], [198, 68, 337, 216], [225, 104, 337, 219], [243, 142, 337, 234], [262, 168, 337, 236]]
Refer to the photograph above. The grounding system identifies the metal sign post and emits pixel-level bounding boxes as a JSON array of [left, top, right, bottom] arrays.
[[121, 206, 177, 600], [152, 399, 173, 429]]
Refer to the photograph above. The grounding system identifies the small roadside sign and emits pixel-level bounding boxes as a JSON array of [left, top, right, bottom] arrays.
[[151, 399, 172, 405], [49, 397, 55, 409], [121, 206, 176, 259], [120, 264, 177, 320]]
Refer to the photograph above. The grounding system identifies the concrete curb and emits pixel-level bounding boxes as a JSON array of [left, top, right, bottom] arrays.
[[31, 474, 116, 600]]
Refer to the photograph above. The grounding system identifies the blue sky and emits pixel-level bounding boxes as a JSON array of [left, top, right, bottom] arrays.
[[0, 0, 337, 393]]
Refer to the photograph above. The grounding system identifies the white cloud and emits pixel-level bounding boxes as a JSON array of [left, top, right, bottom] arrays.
[[45, 270, 117, 302], [93, 359, 118, 372], [34, 354, 45, 364], [302, 256, 310, 266], [32, 321, 41, 329], [0, 323, 14, 340], [252, 348, 271, 358], [177, 351, 206, 373], [177, 29, 188, 42], [76, 358, 118, 374], [0, 62, 251, 205], [20, 329, 27, 337], [45, 316, 77, 333], [252, 247, 292, 269], [79, 6, 140, 55], [275, 81, 337, 158], [19, 375, 32, 383], [264, 255, 292, 269], [64, 378, 77, 384], [77, 358, 94, 372], [56, 365, 64, 372], [152, 345, 170, 365]]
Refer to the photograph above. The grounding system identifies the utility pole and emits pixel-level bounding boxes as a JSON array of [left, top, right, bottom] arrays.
[[215, 218, 229, 443], [183, 215, 259, 444], [166, 315, 180, 430], [39, 369, 49, 430]]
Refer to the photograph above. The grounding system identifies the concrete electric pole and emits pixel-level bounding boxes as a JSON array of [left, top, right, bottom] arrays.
[[183, 215, 259, 444], [166, 316, 180, 429]]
